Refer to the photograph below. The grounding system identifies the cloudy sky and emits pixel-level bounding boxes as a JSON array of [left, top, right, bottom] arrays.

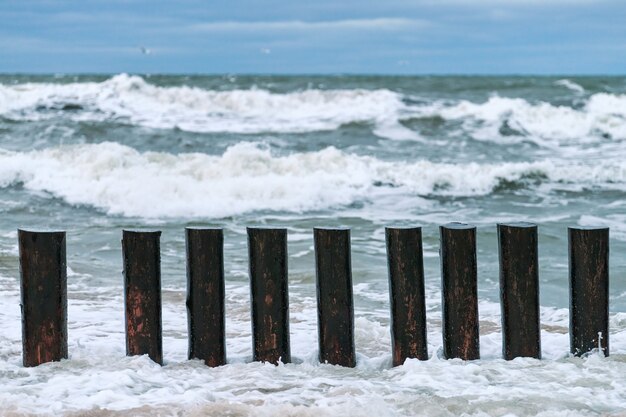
[[1, 0, 625, 74]]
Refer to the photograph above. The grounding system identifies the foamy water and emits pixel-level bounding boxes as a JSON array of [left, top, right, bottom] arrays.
[[1, 74, 626, 416], [2, 271, 626, 417]]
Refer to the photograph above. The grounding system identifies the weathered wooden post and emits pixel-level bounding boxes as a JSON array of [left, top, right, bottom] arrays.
[[186, 227, 226, 367], [18, 230, 68, 367], [498, 222, 541, 359], [122, 230, 163, 365], [248, 227, 291, 364], [569, 226, 609, 356], [440, 223, 480, 360], [386, 227, 428, 366], [314, 227, 356, 367]]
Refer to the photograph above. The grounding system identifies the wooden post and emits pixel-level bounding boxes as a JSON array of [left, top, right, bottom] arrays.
[[498, 222, 541, 360], [314, 227, 356, 367], [186, 227, 226, 367], [440, 223, 480, 360], [122, 230, 163, 365], [18, 230, 68, 367], [386, 227, 428, 366], [569, 226, 609, 356], [247, 227, 291, 364]]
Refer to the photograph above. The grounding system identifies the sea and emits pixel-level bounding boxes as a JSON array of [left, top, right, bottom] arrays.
[[1, 74, 626, 416]]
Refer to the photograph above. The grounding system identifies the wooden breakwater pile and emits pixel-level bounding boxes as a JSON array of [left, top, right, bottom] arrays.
[[16, 223, 608, 367]]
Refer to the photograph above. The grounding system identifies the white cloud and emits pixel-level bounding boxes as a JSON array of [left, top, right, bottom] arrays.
[[189, 18, 429, 33]]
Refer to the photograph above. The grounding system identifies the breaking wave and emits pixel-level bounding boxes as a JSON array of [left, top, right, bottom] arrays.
[[0, 74, 413, 139], [0, 142, 624, 218], [413, 94, 626, 143]]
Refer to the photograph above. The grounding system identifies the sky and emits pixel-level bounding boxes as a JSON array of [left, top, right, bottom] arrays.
[[1, 0, 625, 75]]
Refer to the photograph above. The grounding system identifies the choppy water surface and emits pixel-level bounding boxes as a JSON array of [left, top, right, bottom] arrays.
[[1, 74, 626, 416]]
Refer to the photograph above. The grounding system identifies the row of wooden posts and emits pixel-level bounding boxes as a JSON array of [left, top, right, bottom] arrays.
[[17, 223, 608, 368]]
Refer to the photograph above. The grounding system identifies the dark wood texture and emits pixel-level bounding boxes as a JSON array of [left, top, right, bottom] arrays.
[[498, 222, 541, 359], [568, 226, 609, 356], [247, 227, 291, 364], [386, 227, 428, 366], [314, 227, 356, 367], [186, 227, 226, 366], [440, 223, 480, 360], [122, 230, 163, 365], [18, 230, 68, 367]]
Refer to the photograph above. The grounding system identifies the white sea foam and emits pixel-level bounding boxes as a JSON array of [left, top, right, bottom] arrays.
[[1, 142, 626, 218], [1, 270, 626, 416]]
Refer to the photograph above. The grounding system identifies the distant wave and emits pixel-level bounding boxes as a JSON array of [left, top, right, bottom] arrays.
[[411, 94, 626, 143], [0, 73, 418, 140], [0, 142, 624, 218], [555, 79, 585, 94], [1, 74, 625, 143]]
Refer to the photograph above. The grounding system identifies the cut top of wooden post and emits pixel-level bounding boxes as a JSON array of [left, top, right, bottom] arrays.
[[498, 221, 536, 229]]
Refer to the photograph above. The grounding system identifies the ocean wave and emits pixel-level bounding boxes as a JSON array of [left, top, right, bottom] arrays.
[[414, 94, 626, 143], [0, 142, 624, 218], [2, 74, 626, 144], [0, 73, 411, 137]]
